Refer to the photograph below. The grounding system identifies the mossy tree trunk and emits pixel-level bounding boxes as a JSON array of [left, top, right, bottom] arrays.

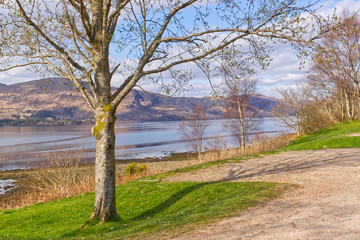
[[90, 105, 120, 222]]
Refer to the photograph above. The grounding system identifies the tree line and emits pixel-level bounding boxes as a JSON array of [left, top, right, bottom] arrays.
[[273, 12, 360, 135]]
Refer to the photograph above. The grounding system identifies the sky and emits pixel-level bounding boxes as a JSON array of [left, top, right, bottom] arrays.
[[0, 0, 359, 98]]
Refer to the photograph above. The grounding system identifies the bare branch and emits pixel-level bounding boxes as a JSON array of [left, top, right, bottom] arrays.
[[0, 62, 46, 72], [15, 0, 88, 73], [68, 0, 93, 42], [142, 34, 246, 76]]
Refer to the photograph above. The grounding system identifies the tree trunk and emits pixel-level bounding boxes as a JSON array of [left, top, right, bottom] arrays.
[[197, 136, 202, 162], [344, 91, 353, 121], [89, 105, 120, 222], [295, 112, 301, 136], [352, 76, 360, 115], [236, 98, 246, 150], [340, 97, 345, 122], [240, 119, 245, 150]]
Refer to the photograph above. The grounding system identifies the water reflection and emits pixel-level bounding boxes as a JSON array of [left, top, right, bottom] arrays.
[[0, 118, 289, 170]]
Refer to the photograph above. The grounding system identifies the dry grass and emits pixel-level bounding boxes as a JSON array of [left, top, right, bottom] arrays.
[[0, 149, 93, 209], [0, 149, 165, 210], [200, 133, 297, 163], [29, 149, 95, 195]]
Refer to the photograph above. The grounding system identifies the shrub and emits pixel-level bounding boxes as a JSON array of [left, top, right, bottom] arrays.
[[125, 162, 148, 176]]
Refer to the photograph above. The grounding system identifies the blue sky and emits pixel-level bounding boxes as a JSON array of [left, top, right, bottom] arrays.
[[0, 0, 359, 98]]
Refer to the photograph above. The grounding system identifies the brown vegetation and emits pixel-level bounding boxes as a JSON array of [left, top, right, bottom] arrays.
[[201, 133, 297, 162], [0, 149, 162, 210]]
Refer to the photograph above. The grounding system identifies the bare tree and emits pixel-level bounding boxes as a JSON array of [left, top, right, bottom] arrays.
[[271, 85, 309, 135], [223, 79, 262, 149], [309, 12, 360, 121], [217, 49, 262, 150], [179, 105, 209, 161], [0, 0, 330, 222], [207, 135, 228, 152]]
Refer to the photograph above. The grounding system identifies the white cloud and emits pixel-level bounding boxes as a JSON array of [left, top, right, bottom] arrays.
[[0, 68, 40, 85]]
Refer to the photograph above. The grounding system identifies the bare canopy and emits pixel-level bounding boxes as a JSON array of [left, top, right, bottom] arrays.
[[0, 0, 330, 222]]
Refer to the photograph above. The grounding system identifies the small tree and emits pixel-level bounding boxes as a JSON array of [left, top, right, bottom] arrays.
[[224, 80, 262, 149], [272, 85, 309, 136], [179, 105, 209, 161], [271, 84, 333, 135], [218, 49, 262, 149]]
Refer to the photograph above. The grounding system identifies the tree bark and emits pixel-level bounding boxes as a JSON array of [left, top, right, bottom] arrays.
[[89, 105, 120, 222], [236, 98, 246, 150], [197, 141, 202, 162], [240, 118, 245, 150], [344, 91, 354, 121]]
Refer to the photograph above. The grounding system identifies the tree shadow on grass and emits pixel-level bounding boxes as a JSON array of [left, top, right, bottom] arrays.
[[61, 183, 214, 238], [131, 182, 212, 221]]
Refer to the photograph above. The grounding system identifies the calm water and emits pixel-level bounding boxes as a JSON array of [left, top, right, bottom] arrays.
[[0, 118, 290, 171]]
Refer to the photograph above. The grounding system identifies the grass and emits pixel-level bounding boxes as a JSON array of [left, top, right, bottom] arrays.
[[282, 120, 360, 151], [0, 181, 283, 240]]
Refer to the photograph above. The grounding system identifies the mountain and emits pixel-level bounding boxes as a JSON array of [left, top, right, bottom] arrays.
[[0, 79, 279, 123]]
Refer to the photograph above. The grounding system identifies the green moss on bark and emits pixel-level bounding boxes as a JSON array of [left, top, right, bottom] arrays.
[[93, 104, 113, 138]]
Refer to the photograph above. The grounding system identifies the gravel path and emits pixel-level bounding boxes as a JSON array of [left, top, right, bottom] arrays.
[[166, 148, 360, 240]]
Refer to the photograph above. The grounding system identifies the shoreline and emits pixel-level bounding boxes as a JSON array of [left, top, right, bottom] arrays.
[[0, 115, 275, 128], [0, 151, 198, 198]]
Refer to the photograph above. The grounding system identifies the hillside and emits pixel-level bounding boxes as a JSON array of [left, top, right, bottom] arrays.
[[0, 78, 279, 123]]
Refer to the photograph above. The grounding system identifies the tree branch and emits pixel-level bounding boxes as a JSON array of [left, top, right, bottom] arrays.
[[0, 62, 46, 72], [15, 0, 88, 73]]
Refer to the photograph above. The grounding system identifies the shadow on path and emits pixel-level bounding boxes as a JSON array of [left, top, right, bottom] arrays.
[[219, 149, 360, 182]]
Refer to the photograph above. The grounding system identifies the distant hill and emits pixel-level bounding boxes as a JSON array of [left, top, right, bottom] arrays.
[[0, 79, 280, 123]]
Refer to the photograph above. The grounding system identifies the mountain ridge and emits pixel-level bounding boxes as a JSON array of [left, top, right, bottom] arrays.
[[0, 79, 280, 124]]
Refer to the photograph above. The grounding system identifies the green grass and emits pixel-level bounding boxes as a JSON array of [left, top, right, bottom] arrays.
[[0, 181, 283, 240], [282, 120, 360, 151]]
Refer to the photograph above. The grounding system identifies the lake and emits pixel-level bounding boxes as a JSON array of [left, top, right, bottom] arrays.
[[0, 118, 290, 171]]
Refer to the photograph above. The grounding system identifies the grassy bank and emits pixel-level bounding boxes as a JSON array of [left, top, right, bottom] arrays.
[[0, 181, 283, 240], [282, 120, 360, 151]]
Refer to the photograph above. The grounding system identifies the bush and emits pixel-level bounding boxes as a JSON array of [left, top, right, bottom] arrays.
[[29, 148, 94, 193], [125, 162, 148, 176]]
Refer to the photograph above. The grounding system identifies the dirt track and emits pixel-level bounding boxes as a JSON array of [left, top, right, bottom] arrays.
[[167, 148, 360, 240]]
